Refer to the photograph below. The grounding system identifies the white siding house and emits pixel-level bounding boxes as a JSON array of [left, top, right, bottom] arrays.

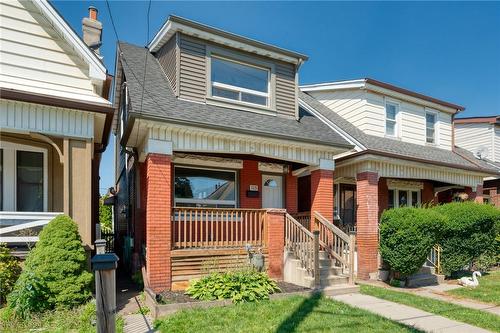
[[454, 117, 500, 162], [301, 79, 463, 151]]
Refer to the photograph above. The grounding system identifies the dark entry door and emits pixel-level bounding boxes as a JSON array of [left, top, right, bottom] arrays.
[[340, 184, 356, 230]]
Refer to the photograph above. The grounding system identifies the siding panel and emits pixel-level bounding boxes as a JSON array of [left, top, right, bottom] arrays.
[[155, 35, 177, 94], [275, 62, 297, 117], [178, 35, 206, 102], [455, 123, 493, 159]]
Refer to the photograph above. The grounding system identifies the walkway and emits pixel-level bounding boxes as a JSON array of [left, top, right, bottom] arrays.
[[360, 281, 500, 316], [332, 293, 492, 333], [116, 273, 156, 333]]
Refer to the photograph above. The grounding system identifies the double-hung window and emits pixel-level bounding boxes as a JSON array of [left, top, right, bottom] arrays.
[[385, 102, 398, 137], [174, 166, 237, 208], [426, 112, 437, 144], [0, 142, 47, 212], [211, 56, 270, 107]]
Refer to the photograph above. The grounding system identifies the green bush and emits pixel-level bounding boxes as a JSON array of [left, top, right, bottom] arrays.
[[380, 207, 446, 277], [185, 270, 280, 303], [0, 243, 22, 303], [434, 202, 499, 275], [8, 215, 93, 317]]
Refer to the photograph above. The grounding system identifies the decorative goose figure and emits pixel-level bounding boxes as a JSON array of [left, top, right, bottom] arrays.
[[458, 271, 482, 287]]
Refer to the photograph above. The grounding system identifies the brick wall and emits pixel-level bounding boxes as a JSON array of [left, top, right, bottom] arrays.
[[475, 185, 484, 203], [310, 169, 334, 227], [285, 169, 298, 214], [378, 177, 388, 218], [266, 209, 285, 279], [145, 153, 172, 292], [356, 171, 379, 280], [488, 187, 500, 206], [240, 160, 262, 209]]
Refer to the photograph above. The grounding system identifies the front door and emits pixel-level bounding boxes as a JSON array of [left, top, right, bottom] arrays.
[[340, 184, 356, 229], [262, 174, 283, 208]]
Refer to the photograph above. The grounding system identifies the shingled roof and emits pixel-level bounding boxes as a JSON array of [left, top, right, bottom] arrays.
[[299, 91, 498, 174], [118, 42, 352, 149]]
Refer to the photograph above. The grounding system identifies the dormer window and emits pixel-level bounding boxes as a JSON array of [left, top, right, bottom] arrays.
[[385, 101, 399, 137], [211, 56, 270, 107]]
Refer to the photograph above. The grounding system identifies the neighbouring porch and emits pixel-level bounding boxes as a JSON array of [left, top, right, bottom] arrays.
[[0, 131, 96, 254]]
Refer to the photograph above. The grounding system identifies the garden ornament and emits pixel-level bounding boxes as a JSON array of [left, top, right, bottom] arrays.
[[458, 271, 482, 287]]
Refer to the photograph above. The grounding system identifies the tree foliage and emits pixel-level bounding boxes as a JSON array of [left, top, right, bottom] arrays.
[[0, 243, 22, 303], [99, 195, 113, 233], [8, 215, 93, 317]]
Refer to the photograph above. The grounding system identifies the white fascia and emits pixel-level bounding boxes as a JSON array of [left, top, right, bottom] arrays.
[[33, 0, 107, 82], [300, 79, 366, 92], [148, 20, 300, 65], [298, 99, 366, 152]]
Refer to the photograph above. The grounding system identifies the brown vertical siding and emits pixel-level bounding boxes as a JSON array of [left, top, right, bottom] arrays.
[[275, 62, 297, 118], [156, 35, 178, 95], [179, 34, 206, 102]]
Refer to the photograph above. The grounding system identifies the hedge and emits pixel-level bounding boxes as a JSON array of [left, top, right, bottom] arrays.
[[434, 202, 499, 275], [379, 207, 446, 277]]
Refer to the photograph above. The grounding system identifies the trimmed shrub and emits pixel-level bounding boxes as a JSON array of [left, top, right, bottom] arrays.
[[380, 207, 446, 277], [0, 243, 22, 303], [8, 215, 92, 317], [185, 270, 280, 303], [434, 202, 499, 275]]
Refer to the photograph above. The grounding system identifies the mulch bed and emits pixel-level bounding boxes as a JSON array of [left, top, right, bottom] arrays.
[[158, 281, 310, 304]]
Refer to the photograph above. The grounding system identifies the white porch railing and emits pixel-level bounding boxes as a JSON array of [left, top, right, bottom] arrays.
[[0, 212, 62, 244]]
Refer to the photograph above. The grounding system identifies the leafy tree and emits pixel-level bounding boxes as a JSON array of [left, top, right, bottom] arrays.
[[99, 195, 113, 233], [0, 243, 21, 303], [8, 215, 92, 317]]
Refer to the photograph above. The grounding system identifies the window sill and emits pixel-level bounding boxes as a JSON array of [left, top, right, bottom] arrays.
[[206, 96, 277, 116], [384, 134, 402, 141]]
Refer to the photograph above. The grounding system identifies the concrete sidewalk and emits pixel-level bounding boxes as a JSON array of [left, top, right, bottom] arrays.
[[332, 293, 492, 333]]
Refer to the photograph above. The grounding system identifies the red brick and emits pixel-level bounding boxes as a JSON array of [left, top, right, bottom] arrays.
[[285, 169, 298, 214], [145, 153, 172, 292], [266, 209, 285, 279], [310, 169, 334, 229], [356, 171, 379, 280], [240, 160, 262, 209]]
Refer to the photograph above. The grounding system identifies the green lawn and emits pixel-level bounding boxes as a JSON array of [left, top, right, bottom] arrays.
[[154, 294, 421, 333], [0, 300, 124, 333], [447, 270, 500, 305], [360, 284, 500, 333]]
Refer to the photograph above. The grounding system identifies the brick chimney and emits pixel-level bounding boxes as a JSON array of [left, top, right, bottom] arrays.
[[82, 6, 102, 55]]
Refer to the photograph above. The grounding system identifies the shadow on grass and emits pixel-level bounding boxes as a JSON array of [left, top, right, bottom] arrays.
[[275, 292, 322, 333]]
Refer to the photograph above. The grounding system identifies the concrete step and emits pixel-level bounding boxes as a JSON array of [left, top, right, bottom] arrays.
[[304, 274, 349, 288], [322, 284, 360, 296], [406, 273, 439, 288]]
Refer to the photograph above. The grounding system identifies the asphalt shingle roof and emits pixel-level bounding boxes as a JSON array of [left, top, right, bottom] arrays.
[[118, 42, 352, 149], [299, 91, 498, 174]]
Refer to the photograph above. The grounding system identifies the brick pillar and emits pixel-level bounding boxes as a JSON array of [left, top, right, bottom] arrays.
[[310, 169, 334, 229], [266, 209, 285, 279], [378, 178, 388, 218], [490, 187, 500, 206], [474, 185, 484, 203], [240, 160, 261, 209], [356, 171, 379, 280], [145, 153, 172, 292], [285, 169, 298, 214]]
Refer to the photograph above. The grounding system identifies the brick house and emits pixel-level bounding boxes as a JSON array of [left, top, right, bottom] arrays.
[[301, 79, 498, 278], [112, 16, 497, 291]]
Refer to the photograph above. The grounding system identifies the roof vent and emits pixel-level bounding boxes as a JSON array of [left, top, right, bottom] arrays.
[[473, 146, 489, 160]]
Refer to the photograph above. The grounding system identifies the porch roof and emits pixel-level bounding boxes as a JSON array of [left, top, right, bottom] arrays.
[[299, 91, 500, 175], [118, 42, 353, 150]]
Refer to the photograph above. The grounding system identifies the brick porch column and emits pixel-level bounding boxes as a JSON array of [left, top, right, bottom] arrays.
[[145, 152, 172, 292], [285, 168, 298, 214], [356, 171, 379, 280], [422, 181, 436, 205], [266, 209, 285, 279], [310, 159, 335, 229], [474, 185, 484, 203]]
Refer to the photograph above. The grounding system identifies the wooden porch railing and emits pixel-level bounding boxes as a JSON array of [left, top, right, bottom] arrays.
[[0, 211, 62, 244], [314, 211, 356, 284], [285, 213, 319, 286], [426, 244, 442, 274], [172, 208, 267, 250], [292, 211, 311, 230]]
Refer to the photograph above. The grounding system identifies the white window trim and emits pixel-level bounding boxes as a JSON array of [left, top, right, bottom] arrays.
[[206, 44, 276, 113], [173, 165, 238, 208], [385, 99, 400, 138], [0, 141, 48, 212], [209, 55, 271, 108], [389, 188, 421, 208], [425, 108, 439, 145]]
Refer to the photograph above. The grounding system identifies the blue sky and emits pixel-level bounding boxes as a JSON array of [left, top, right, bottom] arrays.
[[51, 1, 500, 194]]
